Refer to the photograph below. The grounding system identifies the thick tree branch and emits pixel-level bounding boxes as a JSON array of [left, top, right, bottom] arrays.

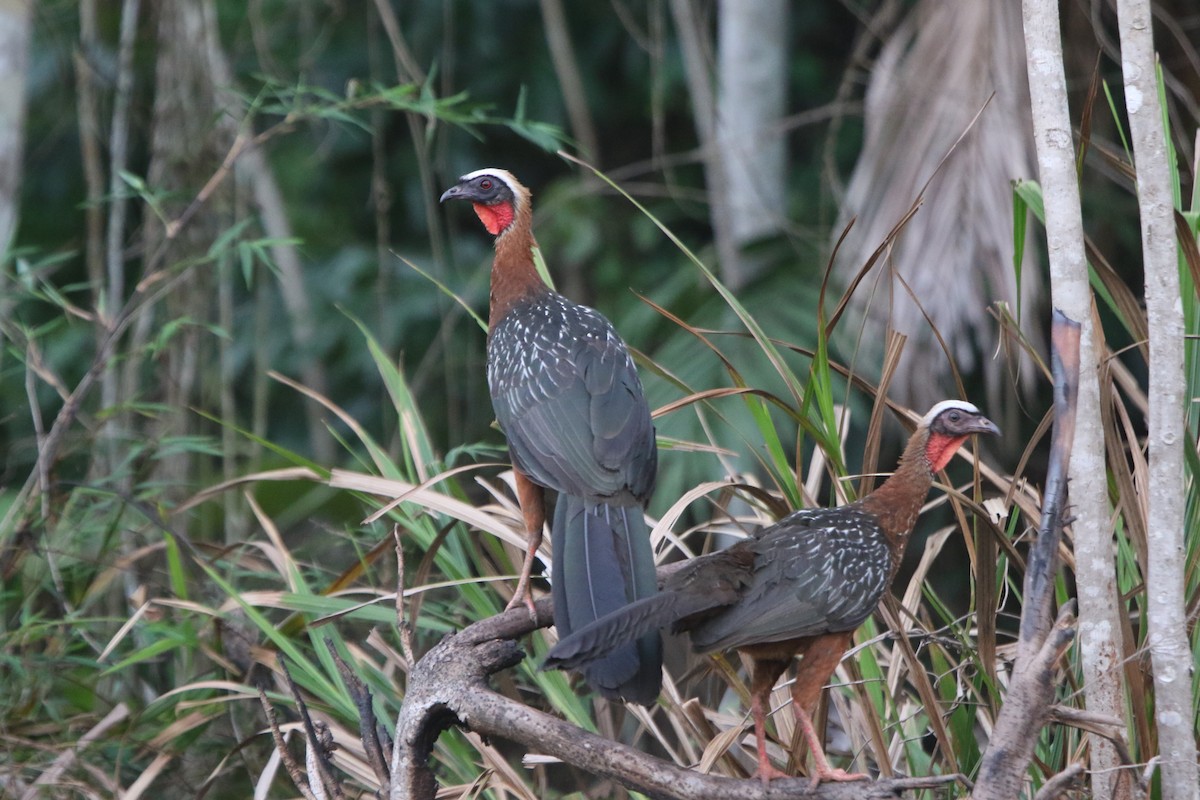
[[384, 597, 963, 800]]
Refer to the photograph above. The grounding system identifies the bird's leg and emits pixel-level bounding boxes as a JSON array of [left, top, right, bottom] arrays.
[[506, 472, 544, 616], [792, 706, 867, 786], [747, 656, 792, 785], [787, 632, 867, 786], [749, 688, 792, 785]]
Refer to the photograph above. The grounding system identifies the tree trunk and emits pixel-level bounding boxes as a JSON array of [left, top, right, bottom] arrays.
[[668, 0, 744, 288], [1020, 2, 1128, 799], [141, 0, 234, 505], [1115, 1, 1200, 797], [717, 0, 788, 249], [0, 0, 32, 324]]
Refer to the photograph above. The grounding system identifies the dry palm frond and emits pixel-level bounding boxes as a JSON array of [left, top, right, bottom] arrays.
[[833, 0, 1042, 425]]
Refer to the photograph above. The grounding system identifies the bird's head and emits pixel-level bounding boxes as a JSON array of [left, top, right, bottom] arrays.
[[440, 168, 528, 237], [920, 400, 1001, 472]]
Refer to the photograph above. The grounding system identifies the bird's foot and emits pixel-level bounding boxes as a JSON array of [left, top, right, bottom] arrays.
[[806, 766, 868, 789], [504, 581, 538, 619], [752, 764, 793, 787]]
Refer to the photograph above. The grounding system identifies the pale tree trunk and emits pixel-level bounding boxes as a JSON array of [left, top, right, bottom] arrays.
[[202, 4, 334, 468], [539, 0, 600, 166], [1115, 1, 1200, 797], [667, 0, 743, 288], [140, 0, 234, 505], [538, 0, 599, 303], [717, 0, 787, 249], [0, 0, 32, 322], [1020, 2, 1128, 799], [98, 0, 140, 479]]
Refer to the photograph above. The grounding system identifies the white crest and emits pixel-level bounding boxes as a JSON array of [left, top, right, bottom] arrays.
[[922, 399, 980, 426], [460, 167, 523, 197]]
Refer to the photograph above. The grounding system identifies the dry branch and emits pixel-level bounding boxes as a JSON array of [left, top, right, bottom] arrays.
[[972, 311, 1081, 800], [382, 597, 963, 800]]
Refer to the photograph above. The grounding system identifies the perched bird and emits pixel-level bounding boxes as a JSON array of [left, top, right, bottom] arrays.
[[441, 168, 662, 705], [545, 400, 1000, 783]]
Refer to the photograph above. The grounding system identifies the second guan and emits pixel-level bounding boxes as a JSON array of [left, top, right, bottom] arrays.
[[441, 168, 662, 705], [546, 400, 1001, 782]]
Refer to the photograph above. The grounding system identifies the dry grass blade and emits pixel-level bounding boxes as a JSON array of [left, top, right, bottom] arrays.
[[1174, 210, 1200, 296], [696, 721, 752, 775], [329, 469, 524, 549], [360, 462, 506, 524], [174, 466, 324, 513], [122, 752, 173, 800], [1084, 236, 1149, 352], [19, 704, 130, 800], [879, 597, 958, 772], [859, 331, 906, 495], [635, 292, 741, 378], [649, 478, 741, 556]]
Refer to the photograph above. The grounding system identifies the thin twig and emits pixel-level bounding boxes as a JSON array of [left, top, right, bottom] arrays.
[[279, 659, 345, 800], [394, 524, 416, 667], [326, 640, 391, 787], [258, 688, 319, 800]]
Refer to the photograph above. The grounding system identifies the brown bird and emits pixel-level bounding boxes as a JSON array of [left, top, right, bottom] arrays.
[[545, 400, 1000, 783], [440, 168, 662, 705]]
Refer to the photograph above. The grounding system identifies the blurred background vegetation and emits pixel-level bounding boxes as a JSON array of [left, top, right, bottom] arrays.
[[1, 1, 1197, 798]]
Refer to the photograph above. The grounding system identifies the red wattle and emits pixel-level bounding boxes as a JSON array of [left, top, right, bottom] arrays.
[[927, 434, 969, 472], [472, 202, 515, 235]]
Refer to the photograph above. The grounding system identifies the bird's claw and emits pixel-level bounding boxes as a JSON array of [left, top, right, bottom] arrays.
[[504, 583, 538, 621], [753, 764, 793, 787], [807, 767, 868, 789]]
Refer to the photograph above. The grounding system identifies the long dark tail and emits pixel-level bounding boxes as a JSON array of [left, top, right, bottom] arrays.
[[550, 496, 662, 705], [543, 589, 696, 672]]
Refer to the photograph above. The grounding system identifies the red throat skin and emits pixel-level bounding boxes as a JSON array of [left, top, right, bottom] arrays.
[[926, 433, 969, 472], [472, 201, 515, 235]]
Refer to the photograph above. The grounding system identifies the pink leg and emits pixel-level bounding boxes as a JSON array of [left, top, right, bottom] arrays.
[[750, 689, 792, 785], [505, 527, 541, 614], [506, 471, 544, 615], [793, 705, 868, 787], [786, 632, 868, 785]]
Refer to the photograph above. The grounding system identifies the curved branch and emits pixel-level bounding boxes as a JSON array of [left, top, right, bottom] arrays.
[[388, 597, 964, 800]]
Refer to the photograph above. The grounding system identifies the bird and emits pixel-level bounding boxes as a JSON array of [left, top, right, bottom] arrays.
[[440, 168, 662, 705], [545, 400, 1000, 783]]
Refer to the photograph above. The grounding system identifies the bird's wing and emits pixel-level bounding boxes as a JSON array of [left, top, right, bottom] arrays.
[[687, 506, 892, 652], [487, 294, 656, 501]]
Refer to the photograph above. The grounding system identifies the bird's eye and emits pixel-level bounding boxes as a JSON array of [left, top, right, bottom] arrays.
[[949, 411, 961, 421], [480, 179, 493, 190]]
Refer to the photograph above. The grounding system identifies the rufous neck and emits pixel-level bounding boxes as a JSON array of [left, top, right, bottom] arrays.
[[489, 203, 546, 327], [860, 426, 936, 568]]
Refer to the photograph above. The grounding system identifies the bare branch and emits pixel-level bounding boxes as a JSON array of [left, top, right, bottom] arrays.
[[973, 311, 1081, 800], [1018, 311, 1079, 651], [258, 688, 319, 800], [386, 597, 964, 800], [1032, 763, 1085, 800], [279, 659, 346, 800], [327, 640, 391, 788]]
